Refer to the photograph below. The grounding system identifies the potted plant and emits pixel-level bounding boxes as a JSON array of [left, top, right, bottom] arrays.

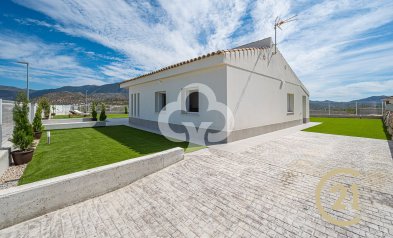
[[32, 106, 44, 139], [10, 92, 34, 165], [38, 97, 50, 119], [91, 102, 98, 121], [99, 103, 107, 121]]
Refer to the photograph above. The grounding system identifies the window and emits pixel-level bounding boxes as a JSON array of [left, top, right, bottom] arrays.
[[155, 91, 167, 112], [187, 90, 199, 112], [287, 93, 294, 113], [129, 92, 140, 117]]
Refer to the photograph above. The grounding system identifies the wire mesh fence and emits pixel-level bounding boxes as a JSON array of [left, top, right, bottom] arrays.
[[310, 101, 384, 117]]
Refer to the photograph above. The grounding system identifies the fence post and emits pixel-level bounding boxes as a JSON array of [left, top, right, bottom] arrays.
[[0, 99, 2, 148], [355, 101, 358, 116], [328, 103, 331, 116], [28, 103, 35, 123]]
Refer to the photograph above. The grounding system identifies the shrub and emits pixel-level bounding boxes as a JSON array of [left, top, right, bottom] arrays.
[[11, 92, 34, 151], [32, 106, 44, 133], [99, 103, 107, 121], [91, 102, 98, 121], [38, 97, 50, 118], [125, 106, 128, 114]]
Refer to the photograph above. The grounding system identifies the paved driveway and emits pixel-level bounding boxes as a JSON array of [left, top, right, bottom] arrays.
[[1, 131, 393, 237]]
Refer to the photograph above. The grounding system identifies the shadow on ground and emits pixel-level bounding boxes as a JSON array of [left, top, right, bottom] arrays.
[[93, 125, 192, 155]]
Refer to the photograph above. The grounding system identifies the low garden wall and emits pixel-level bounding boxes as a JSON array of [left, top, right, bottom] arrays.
[[0, 147, 184, 229], [43, 121, 106, 130], [43, 118, 93, 124], [383, 110, 393, 139], [0, 149, 10, 177]]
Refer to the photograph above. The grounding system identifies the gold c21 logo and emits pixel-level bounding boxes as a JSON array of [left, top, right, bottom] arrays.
[[315, 168, 361, 227]]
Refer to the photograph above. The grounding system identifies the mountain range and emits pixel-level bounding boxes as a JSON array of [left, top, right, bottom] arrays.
[[0, 83, 389, 107], [0, 83, 127, 104]]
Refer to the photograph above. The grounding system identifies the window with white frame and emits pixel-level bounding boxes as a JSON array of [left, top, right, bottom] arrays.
[[287, 93, 294, 113], [155, 91, 167, 112]]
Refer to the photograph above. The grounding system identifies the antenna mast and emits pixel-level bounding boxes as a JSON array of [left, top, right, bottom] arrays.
[[274, 15, 297, 54]]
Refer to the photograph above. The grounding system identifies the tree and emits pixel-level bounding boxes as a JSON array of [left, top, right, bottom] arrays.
[[38, 97, 50, 118], [99, 103, 107, 121], [32, 106, 44, 133], [91, 102, 98, 121], [51, 105, 56, 116], [11, 92, 34, 151], [124, 106, 128, 114]]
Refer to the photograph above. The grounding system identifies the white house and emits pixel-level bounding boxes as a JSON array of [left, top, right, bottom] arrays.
[[120, 38, 309, 144], [383, 97, 393, 111]]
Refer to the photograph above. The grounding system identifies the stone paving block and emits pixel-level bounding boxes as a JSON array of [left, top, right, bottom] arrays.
[[0, 132, 392, 237]]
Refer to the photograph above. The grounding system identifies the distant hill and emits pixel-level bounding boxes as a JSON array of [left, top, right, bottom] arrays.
[[310, 95, 388, 110], [30, 91, 127, 105], [0, 85, 37, 100], [349, 96, 388, 103], [0, 83, 127, 105], [29, 83, 126, 98]]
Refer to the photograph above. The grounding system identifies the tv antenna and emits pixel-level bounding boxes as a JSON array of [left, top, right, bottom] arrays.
[[274, 15, 297, 54]]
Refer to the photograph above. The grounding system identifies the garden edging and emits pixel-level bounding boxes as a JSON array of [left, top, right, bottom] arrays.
[[0, 147, 184, 229], [43, 121, 106, 130]]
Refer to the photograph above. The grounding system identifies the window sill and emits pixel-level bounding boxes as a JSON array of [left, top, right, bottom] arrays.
[[183, 111, 200, 116], [287, 112, 294, 115]]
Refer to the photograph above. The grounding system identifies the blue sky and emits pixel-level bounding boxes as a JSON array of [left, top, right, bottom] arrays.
[[0, 0, 392, 101]]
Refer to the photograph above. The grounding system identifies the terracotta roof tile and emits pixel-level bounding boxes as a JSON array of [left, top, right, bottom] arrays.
[[120, 47, 268, 84]]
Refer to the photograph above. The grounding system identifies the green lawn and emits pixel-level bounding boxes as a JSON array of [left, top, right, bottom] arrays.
[[106, 114, 129, 119], [303, 117, 390, 140], [52, 114, 128, 119], [19, 126, 204, 185]]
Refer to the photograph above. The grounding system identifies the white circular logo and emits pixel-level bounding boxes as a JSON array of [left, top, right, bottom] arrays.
[[158, 83, 234, 147]]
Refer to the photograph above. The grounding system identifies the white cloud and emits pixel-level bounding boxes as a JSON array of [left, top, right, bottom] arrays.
[[12, 0, 250, 69], [0, 33, 107, 87], [9, 0, 393, 100]]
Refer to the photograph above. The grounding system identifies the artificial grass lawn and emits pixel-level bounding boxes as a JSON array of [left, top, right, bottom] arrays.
[[19, 126, 204, 185], [303, 117, 390, 140], [52, 114, 128, 119]]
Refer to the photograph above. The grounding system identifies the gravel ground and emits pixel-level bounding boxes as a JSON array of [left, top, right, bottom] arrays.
[[0, 139, 40, 190], [0, 164, 26, 189], [0, 180, 18, 190]]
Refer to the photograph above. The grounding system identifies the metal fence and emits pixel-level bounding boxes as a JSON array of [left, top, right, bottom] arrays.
[[0, 99, 37, 148], [52, 104, 128, 115], [310, 101, 384, 117]]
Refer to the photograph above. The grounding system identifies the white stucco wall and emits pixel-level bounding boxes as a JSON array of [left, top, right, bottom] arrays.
[[225, 49, 309, 130], [120, 47, 309, 136], [125, 62, 228, 131]]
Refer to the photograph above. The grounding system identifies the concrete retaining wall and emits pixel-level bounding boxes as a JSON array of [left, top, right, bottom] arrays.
[[43, 121, 106, 130], [0, 149, 9, 177], [0, 147, 184, 229], [43, 118, 93, 124]]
